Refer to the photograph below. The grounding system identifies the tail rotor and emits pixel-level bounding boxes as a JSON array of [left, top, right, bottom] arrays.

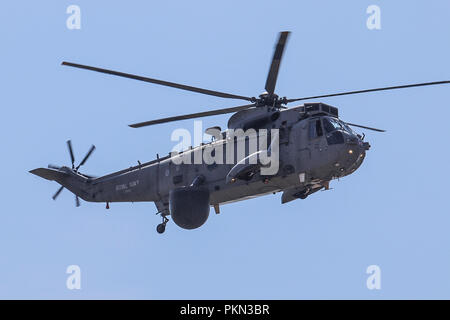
[[67, 140, 75, 170], [52, 185, 64, 200], [49, 140, 95, 207]]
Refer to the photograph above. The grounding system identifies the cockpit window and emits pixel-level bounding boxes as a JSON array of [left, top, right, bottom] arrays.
[[342, 122, 355, 134], [323, 117, 341, 133], [326, 131, 345, 145], [323, 117, 353, 134], [323, 118, 337, 133], [309, 119, 323, 139], [322, 117, 349, 145]]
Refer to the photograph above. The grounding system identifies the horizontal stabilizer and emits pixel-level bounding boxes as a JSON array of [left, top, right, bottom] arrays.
[[29, 168, 67, 181]]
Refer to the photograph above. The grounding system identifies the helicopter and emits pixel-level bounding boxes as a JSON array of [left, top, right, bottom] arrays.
[[30, 31, 449, 234]]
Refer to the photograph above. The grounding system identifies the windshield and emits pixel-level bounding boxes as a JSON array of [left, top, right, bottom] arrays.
[[323, 117, 354, 134]]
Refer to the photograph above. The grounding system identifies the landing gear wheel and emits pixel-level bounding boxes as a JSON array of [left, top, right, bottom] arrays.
[[156, 215, 169, 234], [156, 223, 166, 234]]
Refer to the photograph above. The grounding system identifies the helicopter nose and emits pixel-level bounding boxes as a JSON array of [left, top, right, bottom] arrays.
[[331, 134, 368, 177], [344, 135, 367, 165], [362, 141, 370, 150]]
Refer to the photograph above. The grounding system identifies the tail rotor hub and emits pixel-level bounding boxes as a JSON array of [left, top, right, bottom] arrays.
[[47, 140, 96, 207]]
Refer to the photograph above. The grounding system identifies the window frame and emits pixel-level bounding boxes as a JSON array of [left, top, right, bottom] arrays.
[[308, 118, 323, 140]]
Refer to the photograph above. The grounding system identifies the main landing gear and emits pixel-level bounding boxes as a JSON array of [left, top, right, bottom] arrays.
[[156, 215, 169, 234]]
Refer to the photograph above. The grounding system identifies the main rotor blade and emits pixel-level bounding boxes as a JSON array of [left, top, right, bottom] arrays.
[[265, 31, 290, 96], [345, 122, 386, 132], [287, 80, 450, 103], [129, 103, 255, 128], [67, 140, 75, 169], [76, 145, 96, 170], [62, 62, 254, 102], [52, 186, 64, 200]]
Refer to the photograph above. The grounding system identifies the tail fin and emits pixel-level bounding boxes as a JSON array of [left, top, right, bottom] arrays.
[[30, 168, 68, 181], [30, 167, 92, 201]]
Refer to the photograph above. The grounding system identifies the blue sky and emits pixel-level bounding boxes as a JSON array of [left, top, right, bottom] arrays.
[[1, 1, 450, 299]]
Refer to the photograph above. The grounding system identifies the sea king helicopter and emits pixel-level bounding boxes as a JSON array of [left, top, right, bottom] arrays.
[[30, 32, 449, 233]]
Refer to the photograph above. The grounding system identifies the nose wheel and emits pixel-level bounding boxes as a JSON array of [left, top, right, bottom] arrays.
[[156, 215, 169, 234]]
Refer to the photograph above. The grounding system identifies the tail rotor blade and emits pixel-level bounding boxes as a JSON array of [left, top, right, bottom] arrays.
[[67, 140, 75, 169], [76, 145, 96, 170], [52, 186, 64, 200], [49, 141, 93, 206]]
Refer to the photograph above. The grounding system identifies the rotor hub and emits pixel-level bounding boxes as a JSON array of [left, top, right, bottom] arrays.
[[255, 92, 287, 108]]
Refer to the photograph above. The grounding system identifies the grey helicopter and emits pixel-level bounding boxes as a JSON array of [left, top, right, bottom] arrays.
[[30, 32, 449, 233]]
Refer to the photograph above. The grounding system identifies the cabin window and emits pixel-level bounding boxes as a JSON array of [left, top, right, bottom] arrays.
[[309, 119, 323, 139]]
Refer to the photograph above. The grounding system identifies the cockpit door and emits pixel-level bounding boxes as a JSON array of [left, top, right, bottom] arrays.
[[308, 118, 324, 147], [307, 118, 328, 166]]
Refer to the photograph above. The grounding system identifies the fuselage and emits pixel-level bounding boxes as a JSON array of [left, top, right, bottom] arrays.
[[79, 104, 369, 210]]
